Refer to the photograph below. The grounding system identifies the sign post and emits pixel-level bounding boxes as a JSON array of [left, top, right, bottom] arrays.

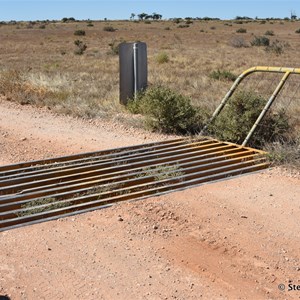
[[119, 42, 147, 105]]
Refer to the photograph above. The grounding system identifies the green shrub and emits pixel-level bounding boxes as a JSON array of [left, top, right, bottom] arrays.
[[144, 20, 151, 24], [74, 29, 86, 36], [208, 91, 290, 147], [265, 40, 289, 55], [74, 39, 87, 55], [266, 138, 300, 168], [295, 28, 300, 33], [178, 24, 189, 28], [108, 39, 125, 55], [265, 30, 274, 36], [209, 69, 237, 82], [236, 28, 247, 33], [103, 26, 116, 32], [230, 36, 249, 48], [127, 86, 205, 134], [155, 52, 169, 64], [251, 36, 270, 46]]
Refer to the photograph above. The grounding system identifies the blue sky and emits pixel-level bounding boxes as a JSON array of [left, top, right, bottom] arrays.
[[0, 1, 299, 21]]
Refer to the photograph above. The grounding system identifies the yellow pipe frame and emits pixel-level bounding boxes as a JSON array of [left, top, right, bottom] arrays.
[[202, 66, 300, 146]]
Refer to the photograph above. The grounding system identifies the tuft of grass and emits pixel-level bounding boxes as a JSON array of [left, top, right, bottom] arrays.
[[74, 29, 86, 36], [177, 24, 189, 28], [236, 28, 247, 33], [264, 30, 274, 36], [0, 70, 68, 105], [155, 52, 169, 64], [108, 39, 125, 55], [17, 197, 70, 217], [265, 138, 300, 168], [265, 40, 289, 55], [230, 36, 249, 48], [103, 26, 116, 32], [74, 39, 87, 55], [141, 164, 184, 181], [251, 35, 270, 46], [209, 69, 237, 82]]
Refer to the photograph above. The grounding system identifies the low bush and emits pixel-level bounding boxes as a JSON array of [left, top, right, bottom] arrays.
[[209, 69, 237, 82], [295, 28, 300, 33], [108, 39, 125, 55], [236, 28, 247, 33], [178, 24, 189, 28], [251, 36, 270, 46], [266, 138, 300, 168], [265, 30, 274, 36], [208, 91, 290, 147], [74, 40, 87, 55], [127, 86, 206, 134], [74, 29, 86, 36], [265, 40, 289, 55], [230, 36, 249, 48], [103, 26, 116, 32]]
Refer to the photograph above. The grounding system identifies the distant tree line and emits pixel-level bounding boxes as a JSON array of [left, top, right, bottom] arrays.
[[130, 12, 162, 21], [0, 13, 299, 25]]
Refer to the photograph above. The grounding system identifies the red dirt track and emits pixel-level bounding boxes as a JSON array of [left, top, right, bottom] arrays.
[[0, 98, 299, 300]]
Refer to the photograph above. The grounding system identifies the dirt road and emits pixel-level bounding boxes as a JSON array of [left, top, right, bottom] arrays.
[[0, 99, 299, 300]]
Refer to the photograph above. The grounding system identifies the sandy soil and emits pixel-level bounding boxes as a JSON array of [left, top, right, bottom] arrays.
[[0, 99, 299, 300]]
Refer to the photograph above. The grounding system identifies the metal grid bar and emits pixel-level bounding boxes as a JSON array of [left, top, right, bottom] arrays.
[[0, 137, 268, 232]]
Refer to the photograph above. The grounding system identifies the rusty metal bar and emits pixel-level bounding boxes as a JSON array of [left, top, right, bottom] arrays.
[[0, 137, 268, 232]]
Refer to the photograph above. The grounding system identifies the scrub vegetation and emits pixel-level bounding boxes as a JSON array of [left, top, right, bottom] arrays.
[[0, 18, 299, 167]]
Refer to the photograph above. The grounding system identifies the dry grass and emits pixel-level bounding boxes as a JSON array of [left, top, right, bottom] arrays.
[[0, 19, 299, 129]]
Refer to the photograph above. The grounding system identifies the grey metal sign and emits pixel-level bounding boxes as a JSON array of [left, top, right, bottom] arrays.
[[119, 42, 147, 104]]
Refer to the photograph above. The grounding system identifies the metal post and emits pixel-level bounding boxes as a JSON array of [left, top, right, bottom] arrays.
[[119, 42, 147, 104], [200, 68, 256, 134], [242, 71, 291, 146], [133, 43, 138, 99]]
